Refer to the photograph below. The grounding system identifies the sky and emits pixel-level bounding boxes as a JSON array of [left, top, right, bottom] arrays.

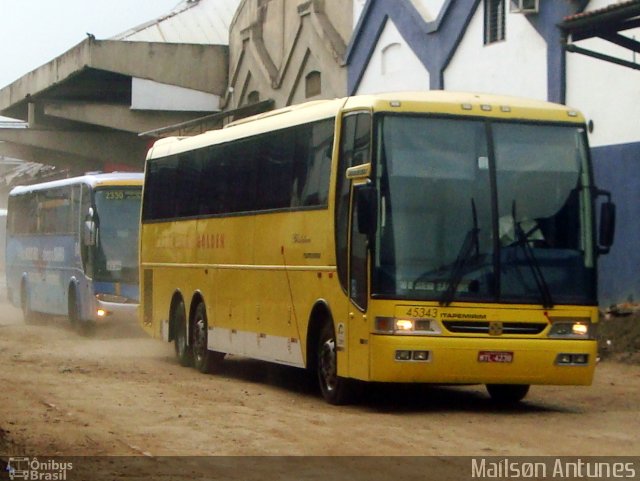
[[0, 0, 181, 88]]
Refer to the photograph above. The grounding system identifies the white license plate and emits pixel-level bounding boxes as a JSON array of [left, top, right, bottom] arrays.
[[478, 351, 513, 363]]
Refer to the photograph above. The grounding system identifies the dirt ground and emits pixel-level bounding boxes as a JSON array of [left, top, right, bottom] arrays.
[[1, 299, 639, 479]]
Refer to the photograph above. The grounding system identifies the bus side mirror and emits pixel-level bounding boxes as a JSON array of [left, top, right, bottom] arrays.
[[598, 201, 616, 254], [84, 220, 96, 246], [84, 208, 96, 246], [355, 184, 376, 238]]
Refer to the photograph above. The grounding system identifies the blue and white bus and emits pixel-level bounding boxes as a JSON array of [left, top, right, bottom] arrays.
[[5, 173, 144, 330]]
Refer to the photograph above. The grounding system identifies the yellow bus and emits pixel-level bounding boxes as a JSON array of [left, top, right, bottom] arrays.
[[139, 91, 615, 404]]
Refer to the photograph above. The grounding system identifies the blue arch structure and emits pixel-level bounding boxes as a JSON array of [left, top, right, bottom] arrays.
[[346, 0, 481, 93], [527, 0, 588, 103], [345, 0, 588, 100]]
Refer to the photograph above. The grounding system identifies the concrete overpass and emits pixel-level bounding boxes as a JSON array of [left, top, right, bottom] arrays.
[[0, 37, 228, 172]]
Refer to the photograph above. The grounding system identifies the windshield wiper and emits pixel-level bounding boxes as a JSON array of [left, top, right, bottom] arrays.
[[511, 202, 554, 309], [439, 199, 480, 306]]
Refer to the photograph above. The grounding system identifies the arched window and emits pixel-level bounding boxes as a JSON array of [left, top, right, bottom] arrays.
[[305, 71, 321, 98], [381, 43, 402, 75]]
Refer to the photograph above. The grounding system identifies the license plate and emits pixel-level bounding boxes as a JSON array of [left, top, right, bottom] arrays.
[[478, 351, 513, 363]]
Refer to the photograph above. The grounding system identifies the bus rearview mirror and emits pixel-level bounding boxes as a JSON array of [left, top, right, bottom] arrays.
[[598, 201, 615, 253], [84, 219, 96, 246]]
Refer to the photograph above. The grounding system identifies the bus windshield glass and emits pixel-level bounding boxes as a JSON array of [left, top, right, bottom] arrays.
[[373, 115, 596, 306], [93, 187, 142, 283]]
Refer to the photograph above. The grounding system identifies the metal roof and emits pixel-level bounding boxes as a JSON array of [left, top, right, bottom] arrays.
[[562, 0, 640, 26], [112, 0, 241, 45], [560, 0, 640, 71]]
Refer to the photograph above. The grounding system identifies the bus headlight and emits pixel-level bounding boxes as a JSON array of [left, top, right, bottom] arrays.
[[395, 319, 414, 331], [548, 319, 593, 339], [374, 317, 441, 335]]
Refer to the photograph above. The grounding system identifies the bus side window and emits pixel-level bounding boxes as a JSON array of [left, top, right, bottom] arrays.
[[175, 152, 202, 218], [291, 119, 334, 208], [39, 186, 73, 234], [257, 128, 296, 210], [142, 156, 178, 220], [8, 194, 38, 235]]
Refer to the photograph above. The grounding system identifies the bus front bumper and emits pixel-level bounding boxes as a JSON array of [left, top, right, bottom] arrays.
[[368, 335, 597, 385], [93, 299, 139, 324]]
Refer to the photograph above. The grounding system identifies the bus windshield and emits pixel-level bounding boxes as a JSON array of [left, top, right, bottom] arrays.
[[373, 115, 596, 306], [93, 187, 142, 283]]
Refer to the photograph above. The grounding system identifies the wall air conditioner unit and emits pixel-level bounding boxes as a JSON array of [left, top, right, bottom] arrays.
[[510, 0, 539, 14]]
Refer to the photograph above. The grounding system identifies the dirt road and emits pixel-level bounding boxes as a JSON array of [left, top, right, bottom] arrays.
[[1, 299, 639, 478]]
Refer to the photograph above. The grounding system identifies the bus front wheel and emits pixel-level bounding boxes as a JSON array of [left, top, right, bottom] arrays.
[[68, 287, 94, 336], [68, 286, 80, 328], [21, 282, 37, 325], [486, 384, 530, 404], [173, 300, 193, 367], [317, 321, 356, 405], [191, 302, 224, 374]]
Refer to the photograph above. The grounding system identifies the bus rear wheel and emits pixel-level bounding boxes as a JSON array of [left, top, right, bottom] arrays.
[[191, 302, 224, 374], [173, 300, 193, 367], [317, 321, 356, 405], [486, 384, 530, 404]]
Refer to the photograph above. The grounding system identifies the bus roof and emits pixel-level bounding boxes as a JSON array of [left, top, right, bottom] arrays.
[[146, 91, 586, 159], [147, 97, 347, 159], [9, 172, 144, 196], [341, 91, 585, 122]]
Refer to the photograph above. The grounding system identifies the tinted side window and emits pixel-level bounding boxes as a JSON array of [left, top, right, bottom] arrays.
[[199, 146, 222, 215], [39, 187, 73, 234], [200, 141, 258, 215], [227, 139, 258, 213], [175, 152, 202, 218], [143, 117, 335, 220], [143, 156, 178, 221], [291, 119, 334, 207], [8, 193, 38, 234], [256, 129, 295, 210]]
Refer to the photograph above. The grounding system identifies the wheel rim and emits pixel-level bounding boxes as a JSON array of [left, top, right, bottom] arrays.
[[193, 316, 207, 364], [319, 337, 338, 393]]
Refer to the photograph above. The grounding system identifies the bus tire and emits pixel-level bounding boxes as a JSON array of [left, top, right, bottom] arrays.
[[486, 384, 530, 404], [20, 281, 37, 325], [77, 320, 96, 337], [68, 285, 80, 328], [173, 300, 193, 367], [67, 288, 94, 336], [317, 321, 356, 405], [191, 302, 224, 374]]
